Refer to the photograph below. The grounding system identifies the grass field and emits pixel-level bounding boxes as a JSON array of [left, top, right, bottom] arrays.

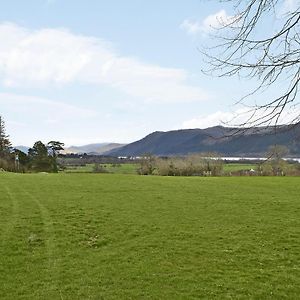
[[223, 163, 256, 172], [1, 173, 300, 299], [64, 162, 257, 175]]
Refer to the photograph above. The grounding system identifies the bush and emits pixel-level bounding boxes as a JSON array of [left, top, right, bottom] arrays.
[[138, 155, 156, 175], [138, 154, 223, 177], [0, 156, 17, 172], [93, 163, 109, 173]]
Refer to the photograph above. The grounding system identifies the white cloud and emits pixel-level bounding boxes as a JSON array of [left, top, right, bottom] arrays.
[[180, 10, 236, 35], [0, 92, 99, 145], [182, 107, 300, 129], [182, 110, 238, 128], [0, 22, 208, 103], [180, 20, 203, 35], [0, 92, 97, 121]]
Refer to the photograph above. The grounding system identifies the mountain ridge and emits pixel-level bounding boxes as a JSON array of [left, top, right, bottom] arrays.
[[106, 125, 300, 157], [14, 125, 300, 157], [61, 143, 125, 155]]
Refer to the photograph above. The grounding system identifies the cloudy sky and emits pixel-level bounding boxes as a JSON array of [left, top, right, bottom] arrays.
[[0, 0, 295, 146]]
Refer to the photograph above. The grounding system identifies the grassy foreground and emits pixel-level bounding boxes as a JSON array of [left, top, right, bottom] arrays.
[[0, 173, 300, 299]]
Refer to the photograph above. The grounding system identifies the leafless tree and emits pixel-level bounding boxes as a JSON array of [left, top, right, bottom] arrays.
[[203, 0, 300, 130]]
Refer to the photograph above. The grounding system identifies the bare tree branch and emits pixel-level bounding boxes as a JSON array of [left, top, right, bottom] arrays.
[[203, 0, 300, 129]]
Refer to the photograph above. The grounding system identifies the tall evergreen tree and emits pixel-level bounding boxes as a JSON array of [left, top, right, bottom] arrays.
[[0, 115, 12, 158], [47, 141, 64, 172], [28, 141, 55, 172]]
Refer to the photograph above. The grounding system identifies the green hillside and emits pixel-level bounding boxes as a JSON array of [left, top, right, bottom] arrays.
[[108, 125, 300, 157]]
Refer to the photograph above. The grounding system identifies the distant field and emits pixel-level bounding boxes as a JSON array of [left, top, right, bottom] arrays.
[[64, 162, 257, 175], [1, 173, 300, 299], [223, 163, 256, 172], [64, 163, 139, 174], [63, 164, 94, 172]]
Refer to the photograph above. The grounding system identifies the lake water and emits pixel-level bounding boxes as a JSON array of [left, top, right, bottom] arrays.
[[222, 157, 300, 163]]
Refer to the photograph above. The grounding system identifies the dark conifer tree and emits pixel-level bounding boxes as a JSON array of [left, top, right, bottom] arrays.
[[0, 115, 12, 158]]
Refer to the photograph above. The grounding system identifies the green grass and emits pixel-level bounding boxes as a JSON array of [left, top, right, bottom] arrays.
[[223, 163, 256, 172], [101, 163, 139, 174], [1, 173, 300, 299]]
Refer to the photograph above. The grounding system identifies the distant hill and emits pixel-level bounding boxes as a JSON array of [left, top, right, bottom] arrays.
[[106, 125, 300, 157], [62, 143, 125, 155], [14, 146, 29, 153], [14, 143, 125, 155]]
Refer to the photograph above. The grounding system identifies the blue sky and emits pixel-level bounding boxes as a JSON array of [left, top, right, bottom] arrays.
[[0, 0, 296, 146]]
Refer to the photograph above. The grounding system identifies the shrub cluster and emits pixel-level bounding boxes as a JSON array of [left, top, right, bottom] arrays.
[[93, 163, 109, 173], [257, 160, 300, 176], [138, 154, 223, 176], [0, 157, 15, 172]]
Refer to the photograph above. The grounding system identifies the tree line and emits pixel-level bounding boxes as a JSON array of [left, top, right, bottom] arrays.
[[0, 116, 64, 173]]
